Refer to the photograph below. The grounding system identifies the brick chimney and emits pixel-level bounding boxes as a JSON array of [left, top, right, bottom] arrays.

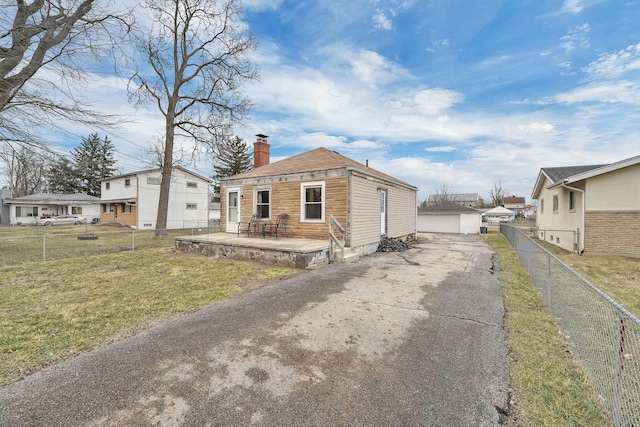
[[253, 134, 270, 168]]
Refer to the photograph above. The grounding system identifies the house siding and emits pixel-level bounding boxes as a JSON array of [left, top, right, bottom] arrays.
[[222, 176, 348, 240], [100, 168, 209, 229], [535, 177, 584, 253], [350, 175, 382, 248], [387, 183, 417, 238], [585, 211, 640, 257]]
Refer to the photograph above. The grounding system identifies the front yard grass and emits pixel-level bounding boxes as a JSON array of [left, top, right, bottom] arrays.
[[484, 233, 611, 427], [0, 247, 297, 386]]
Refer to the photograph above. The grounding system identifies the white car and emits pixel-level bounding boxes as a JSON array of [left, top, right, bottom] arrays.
[[38, 215, 87, 226]]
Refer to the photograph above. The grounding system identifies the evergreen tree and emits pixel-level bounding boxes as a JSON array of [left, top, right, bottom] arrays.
[[212, 135, 252, 201], [72, 133, 117, 196], [46, 133, 116, 195], [47, 157, 79, 194]]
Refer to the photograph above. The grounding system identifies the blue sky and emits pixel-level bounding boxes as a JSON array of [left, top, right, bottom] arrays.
[[20, 0, 640, 204]]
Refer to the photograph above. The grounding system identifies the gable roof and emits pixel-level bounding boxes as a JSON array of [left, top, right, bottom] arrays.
[[4, 193, 101, 204], [418, 202, 480, 215], [100, 165, 211, 183], [223, 147, 415, 189], [531, 164, 606, 199], [427, 193, 479, 202], [503, 196, 526, 204], [532, 153, 640, 199], [484, 206, 515, 215]]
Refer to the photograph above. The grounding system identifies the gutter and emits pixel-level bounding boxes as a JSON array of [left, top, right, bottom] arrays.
[[560, 181, 585, 254]]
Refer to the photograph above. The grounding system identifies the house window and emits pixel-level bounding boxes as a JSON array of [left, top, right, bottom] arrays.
[[569, 191, 575, 211], [103, 204, 111, 213], [124, 178, 131, 188], [122, 203, 132, 214], [105, 182, 110, 190], [540, 199, 544, 214], [552, 195, 559, 213], [186, 181, 198, 189], [301, 181, 325, 221], [186, 203, 197, 210], [147, 177, 161, 185], [16, 206, 38, 217], [255, 188, 271, 219], [72, 206, 82, 215]]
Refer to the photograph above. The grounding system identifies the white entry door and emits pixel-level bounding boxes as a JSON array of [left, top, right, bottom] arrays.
[[380, 190, 387, 234], [226, 190, 240, 233]]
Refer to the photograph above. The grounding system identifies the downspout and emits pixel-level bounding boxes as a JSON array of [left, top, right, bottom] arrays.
[[561, 181, 585, 254]]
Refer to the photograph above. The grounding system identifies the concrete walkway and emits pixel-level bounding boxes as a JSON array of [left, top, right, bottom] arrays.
[[0, 233, 510, 426]]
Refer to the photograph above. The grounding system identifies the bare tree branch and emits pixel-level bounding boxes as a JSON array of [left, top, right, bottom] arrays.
[[0, 0, 134, 143], [129, 0, 258, 235]]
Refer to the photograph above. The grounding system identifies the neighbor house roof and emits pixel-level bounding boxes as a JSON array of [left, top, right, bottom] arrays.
[[484, 206, 515, 215], [222, 147, 416, 189], [418, 202, 480, 215], [99, 165, 211, 183], [427, 193, 480, 203], [3, 193, 101, 204], [531, 164, 606, 199], [503, 196, 526, 204], [531, 154, 640, 199]]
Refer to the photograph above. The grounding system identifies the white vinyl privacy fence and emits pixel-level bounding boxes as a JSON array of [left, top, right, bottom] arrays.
[[501, 224, 640, 426]]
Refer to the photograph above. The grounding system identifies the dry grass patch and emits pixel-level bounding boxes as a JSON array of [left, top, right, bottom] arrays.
[[0, 248, 298, 386], [484, 234, 611, 427]]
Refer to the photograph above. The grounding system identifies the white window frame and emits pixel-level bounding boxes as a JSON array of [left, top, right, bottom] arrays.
[[124, 178, 131, 188], [186, 181, 198, 189], [186, 203, 198, 210], [253, 187, 271, 219], [552, 194, 559, 213], [147, 176, 161, 185], [122, 203, 132, 214], [300, 181, 325, 222], [105, 182, 110, 190]]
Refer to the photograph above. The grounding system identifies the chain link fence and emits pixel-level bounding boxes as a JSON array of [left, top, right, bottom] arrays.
[[501, 224, 640, 426], [0, 222, 219, 267]]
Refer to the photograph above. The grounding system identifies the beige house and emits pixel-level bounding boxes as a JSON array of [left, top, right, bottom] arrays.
[[220, 136, 417, 255], [503, 196, 526, 217], [531, 154, 640, 256]]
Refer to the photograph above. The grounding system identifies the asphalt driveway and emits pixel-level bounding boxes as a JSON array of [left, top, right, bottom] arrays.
[[0, 233, 510, 426]]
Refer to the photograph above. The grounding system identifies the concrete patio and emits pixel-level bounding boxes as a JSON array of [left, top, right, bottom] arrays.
[[174, 232, 332, 269]]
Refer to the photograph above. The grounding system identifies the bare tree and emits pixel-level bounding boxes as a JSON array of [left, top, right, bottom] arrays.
[[489, 181, 508, 207], [129, 0, 257, 235], [0, 0, 133, 142], [431, 183, 457, 205], [0, 143, 52, 197]]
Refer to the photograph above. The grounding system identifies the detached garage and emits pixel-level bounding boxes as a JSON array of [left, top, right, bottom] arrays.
[[417, 203, 482, 234]]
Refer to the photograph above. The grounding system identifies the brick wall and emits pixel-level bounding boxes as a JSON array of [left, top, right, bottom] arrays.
[[585, 211, 640, 257]]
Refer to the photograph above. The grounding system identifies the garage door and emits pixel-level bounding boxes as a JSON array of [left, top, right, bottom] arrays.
[[417, 214, 460, 233]]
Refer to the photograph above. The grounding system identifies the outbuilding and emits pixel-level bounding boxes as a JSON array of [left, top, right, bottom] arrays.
[[417, 202, 482, 234]]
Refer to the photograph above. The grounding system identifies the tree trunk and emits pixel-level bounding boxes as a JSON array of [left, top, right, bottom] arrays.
[[155, 110, 175, 237]]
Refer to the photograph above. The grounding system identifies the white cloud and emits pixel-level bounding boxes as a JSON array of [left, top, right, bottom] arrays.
[[426, 146, 457, 153], [560, 23, 590, 51], [372, 10, 393, 30], [562, 0, 584, 13], [555, 81, 640, 105], [583, 43, 640, 80], [347, 49, 410, 86]]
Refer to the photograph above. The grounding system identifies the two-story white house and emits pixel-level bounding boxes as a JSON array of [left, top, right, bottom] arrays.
[[99, 166, 210, 230]]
